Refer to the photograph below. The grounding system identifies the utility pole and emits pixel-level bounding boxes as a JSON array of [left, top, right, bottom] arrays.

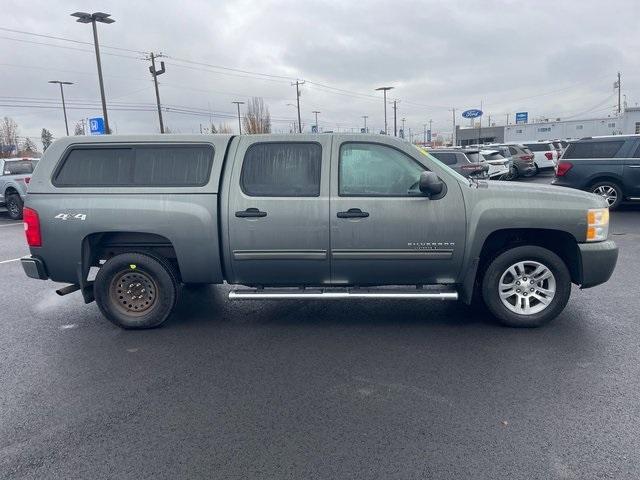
[[291, 80, 305, 133], [505, 113, 509, 125], [312, 110, 320, 132], [617, 71, 622, 114], [48, 80, 73, 136], [451, 108, 456, 146], [148, 52, 166, 133], [375, 86, 394, 134], [392, 100, 398, 136], [401, 117, 406, 138], [423, 124, 427, 144], [71, 12, 114, 134], [232, 101, 244, 134], [362, 115, 368, 133], [428, 119, 433, 144]]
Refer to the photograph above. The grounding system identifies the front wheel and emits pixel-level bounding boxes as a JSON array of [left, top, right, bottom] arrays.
[[94, 252, 178, 329], [482, 246, 571, 327]]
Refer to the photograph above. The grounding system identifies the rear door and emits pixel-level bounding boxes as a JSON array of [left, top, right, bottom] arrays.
[[329, 137, 466, 286], [624, 140, 640, 197], [226, 136, 331, 286]]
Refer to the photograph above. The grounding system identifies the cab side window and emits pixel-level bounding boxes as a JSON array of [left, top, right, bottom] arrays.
[[339, 143, 425, 196], [241, 142, 321, 197]]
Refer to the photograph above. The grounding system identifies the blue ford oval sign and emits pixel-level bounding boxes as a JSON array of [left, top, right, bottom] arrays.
[[462, 109, 483, 119]]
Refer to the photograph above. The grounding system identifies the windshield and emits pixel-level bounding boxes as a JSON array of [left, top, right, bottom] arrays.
[[412, 145, 468, 183]]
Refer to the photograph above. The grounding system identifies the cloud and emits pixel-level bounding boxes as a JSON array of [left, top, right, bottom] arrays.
[[0, 0, 638, 143]]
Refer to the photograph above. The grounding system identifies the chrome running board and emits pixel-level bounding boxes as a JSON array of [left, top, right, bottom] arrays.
[[229, 287, 458, 301]]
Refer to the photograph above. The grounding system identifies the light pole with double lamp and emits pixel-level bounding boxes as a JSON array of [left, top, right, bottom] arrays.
[[48, 81, 73, 136], [375, 86, 394, 135], [71, 11, 115, 134]]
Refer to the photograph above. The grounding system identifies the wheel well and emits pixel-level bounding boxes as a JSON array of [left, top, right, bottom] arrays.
[[477, 228, 580, 285], [84, 232, 181, 281], [4, 186, 18, 197], [587, 176, 622, 189]]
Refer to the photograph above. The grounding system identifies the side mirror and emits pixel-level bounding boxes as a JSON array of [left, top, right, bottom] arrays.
[[419, 171, 444, 197]]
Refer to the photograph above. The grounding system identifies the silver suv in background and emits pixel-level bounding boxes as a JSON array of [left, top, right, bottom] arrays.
[[487, 144, 536, 178], [0, 158, 39, 220]]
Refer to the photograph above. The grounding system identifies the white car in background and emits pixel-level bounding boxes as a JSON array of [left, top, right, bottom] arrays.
[[522, 142, 558, 171], [464, 148, 511, 179]]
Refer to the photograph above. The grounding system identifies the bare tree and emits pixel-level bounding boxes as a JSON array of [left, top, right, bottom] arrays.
[[242, 97, 271, 134], [217, 123, 233, 134], [74, 121, 85, 135], [0, 117, 19, 158], [19, 137, 39, 156], [41, 128, 53, 151]]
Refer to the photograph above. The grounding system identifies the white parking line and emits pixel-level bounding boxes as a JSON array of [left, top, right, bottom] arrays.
[[0, 223, 23, 227], [0, 258, 21, 265]]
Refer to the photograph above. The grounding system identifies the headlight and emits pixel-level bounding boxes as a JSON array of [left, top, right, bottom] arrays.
[[586, 208, 609, 242]]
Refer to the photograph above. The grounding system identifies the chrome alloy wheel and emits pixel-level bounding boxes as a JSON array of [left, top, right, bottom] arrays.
[[592, 185, 618, 207], [498, 261, 556, 315]]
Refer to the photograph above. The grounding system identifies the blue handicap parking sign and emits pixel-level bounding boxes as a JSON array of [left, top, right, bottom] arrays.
[[89, 117, 105, 135]]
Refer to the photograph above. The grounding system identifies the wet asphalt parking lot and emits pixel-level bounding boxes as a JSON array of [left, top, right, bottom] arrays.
[[1, 172, 639, 479]]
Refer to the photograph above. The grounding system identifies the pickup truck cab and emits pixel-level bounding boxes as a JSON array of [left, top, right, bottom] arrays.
[[20, 134, 618, 329], [0, 157, 39, 219]]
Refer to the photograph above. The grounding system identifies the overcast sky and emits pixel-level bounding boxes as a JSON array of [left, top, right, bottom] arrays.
[[1, 0, 638, 145]]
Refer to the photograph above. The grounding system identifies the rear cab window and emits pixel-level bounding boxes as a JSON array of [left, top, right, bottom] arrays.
[[240, 142, 321, 197], [3, 160, 37, 175], [53, 144, 214, 187], [563, 141, 626, 159]]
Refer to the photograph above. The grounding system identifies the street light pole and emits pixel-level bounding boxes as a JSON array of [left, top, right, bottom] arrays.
[[362, 115, 368, 133], [48, 80, 73, 135], [71, 11, 115, 134], [401, 117, 406, 138], [375, 86, 394, 134], [232, 101, 244, 134], [428, 119, 433, 144]]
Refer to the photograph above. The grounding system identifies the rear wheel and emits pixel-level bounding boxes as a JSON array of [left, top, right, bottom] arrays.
[[94, 252, 178, 329], [482, 245, 571, 327], [590, 181, 622, 210], [6, 193, 23, 220]]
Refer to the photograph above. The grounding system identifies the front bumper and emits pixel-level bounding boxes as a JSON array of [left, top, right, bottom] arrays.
[[578, 240, 618, 288], [21, 256, 48, 280]]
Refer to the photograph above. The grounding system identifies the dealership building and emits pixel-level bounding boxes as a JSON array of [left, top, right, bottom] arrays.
[[455, 107, 640, 146]]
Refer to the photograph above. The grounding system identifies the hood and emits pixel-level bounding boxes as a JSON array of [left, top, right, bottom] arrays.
[[472, 180, 608, 209]]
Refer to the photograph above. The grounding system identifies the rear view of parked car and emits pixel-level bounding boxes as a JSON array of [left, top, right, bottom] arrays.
[[523, 142, 558, 171], [0, 157, 39, 220], [464, 149, 511, 179], [553, 135, 640, 209], [428, 149, 489, 178], [487, 144, 536, 179]]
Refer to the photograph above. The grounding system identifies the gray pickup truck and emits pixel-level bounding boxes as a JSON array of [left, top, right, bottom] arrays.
[[20, 134, 618, 329], [0, 157, 39, 220]]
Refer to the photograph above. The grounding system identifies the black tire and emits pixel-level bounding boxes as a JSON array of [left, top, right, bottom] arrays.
[[589, 181, 623, 210], [94, 252, 178, 329], [510, 166, 519, 180], [6, 193, 23, 220], [533, 163, 539, 175], [481, 245, 571, 328]]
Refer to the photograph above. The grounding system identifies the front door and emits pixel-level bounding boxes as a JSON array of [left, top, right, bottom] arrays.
[[330, 137, 466, 286], [227, 136, 331, 286]]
